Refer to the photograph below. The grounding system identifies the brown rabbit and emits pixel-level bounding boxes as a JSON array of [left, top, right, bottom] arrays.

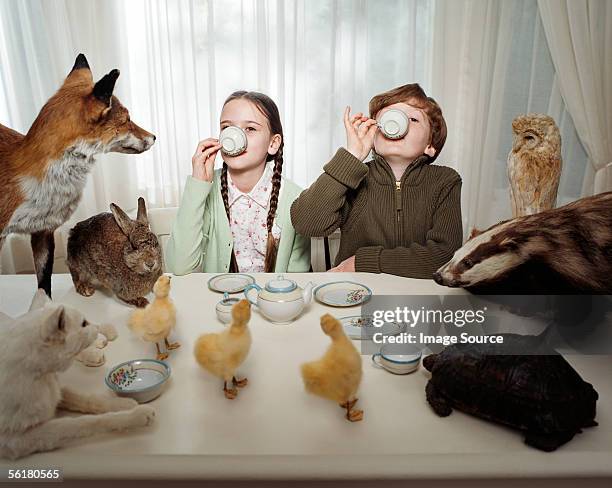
[[66, 198, 162, 307]]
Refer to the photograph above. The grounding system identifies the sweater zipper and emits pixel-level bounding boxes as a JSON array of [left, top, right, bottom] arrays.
[[395, 181, 403, 246]]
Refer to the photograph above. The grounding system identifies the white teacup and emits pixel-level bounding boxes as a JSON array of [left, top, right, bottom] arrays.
[[371, 344, 421, 374], [215, 294, 241, 324], [220, 126, 247, 156], [377, 109, 409, 139]]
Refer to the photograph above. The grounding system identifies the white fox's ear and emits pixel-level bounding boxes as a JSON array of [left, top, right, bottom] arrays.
[[29, 289, 51, 312], [41, 306, 67, 344]]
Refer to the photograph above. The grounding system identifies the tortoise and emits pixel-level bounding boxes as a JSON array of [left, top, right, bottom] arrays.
[[423, 333, 599, 451]]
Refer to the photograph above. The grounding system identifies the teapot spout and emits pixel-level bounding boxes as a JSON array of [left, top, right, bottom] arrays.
[[303, 282, 315, 305]]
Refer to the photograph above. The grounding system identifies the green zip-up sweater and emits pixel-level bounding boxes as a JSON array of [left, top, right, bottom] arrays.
[[166, 171, 311, 275], [290, 148, 462, 278]]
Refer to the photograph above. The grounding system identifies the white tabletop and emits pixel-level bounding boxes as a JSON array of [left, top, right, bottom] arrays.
[[0, 273, 610, 480]]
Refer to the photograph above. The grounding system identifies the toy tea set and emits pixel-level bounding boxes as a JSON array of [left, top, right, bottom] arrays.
[[210, 273, 423, 375]]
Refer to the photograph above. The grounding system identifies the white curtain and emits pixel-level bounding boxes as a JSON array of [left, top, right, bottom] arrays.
[[432, 0, 590, 233], [538, 0, 612, 196], [120, 0, 433, 206], [0, 0, 432, 204], [0, 0, 593, 273]]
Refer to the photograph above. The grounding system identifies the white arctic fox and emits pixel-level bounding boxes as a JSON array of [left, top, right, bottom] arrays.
[[0, 290, 155, 460]]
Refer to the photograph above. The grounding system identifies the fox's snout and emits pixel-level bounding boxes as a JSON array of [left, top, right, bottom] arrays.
[[108, 120, 156, 155]]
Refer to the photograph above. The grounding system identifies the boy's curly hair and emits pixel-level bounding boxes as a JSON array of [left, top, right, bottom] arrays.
[[369, 83, 447, 163]]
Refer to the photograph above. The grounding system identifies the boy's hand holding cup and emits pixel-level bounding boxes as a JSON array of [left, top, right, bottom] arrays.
[[344, 106, 378, 162], [192, 138, 222, 182]]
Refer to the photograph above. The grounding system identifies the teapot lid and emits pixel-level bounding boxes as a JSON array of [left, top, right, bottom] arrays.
[[265, 275, 297, 293]]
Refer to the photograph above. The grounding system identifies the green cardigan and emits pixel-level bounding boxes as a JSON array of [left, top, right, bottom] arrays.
[[166, 170, 311, 275]]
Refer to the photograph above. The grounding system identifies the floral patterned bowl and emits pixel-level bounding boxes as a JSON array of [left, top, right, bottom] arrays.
[[105, 359, 171, 403]]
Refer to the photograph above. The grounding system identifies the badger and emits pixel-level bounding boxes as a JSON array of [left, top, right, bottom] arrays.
[[433, 192, 612, 294]]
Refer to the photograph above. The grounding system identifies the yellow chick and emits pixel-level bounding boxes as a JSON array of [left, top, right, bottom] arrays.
[[194, 299, 252, 400], [301, 314, 364, 422], [128, 275, 179, 360]]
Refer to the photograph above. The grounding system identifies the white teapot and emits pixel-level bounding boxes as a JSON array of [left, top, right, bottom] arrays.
[[244, 275, 314, 324]]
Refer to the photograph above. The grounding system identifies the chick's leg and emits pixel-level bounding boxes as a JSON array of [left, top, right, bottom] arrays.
[[164, 337, 181, 350], [339, 399, 358, 410], [224, 381, 238, 400], [232, 376, 248, 388], [155, 343, 168, 361], [345, 398, 364, 422]]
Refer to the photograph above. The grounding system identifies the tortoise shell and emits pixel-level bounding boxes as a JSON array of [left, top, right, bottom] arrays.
[[423, 333, 598, 451]]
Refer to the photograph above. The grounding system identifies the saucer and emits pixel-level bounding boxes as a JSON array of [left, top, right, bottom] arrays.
[[208, 273, 256, 294], [339, 315, 406, 340], [313, 281, 372, 307]]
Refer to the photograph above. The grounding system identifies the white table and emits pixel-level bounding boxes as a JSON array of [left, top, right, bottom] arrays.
[[0, 273, 611, 485]]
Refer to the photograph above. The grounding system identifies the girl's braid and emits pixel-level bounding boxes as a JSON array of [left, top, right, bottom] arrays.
[[263, 145, 283, 272], [221, 162, 239, 272]]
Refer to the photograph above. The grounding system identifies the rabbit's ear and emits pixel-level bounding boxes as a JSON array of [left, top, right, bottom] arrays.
[[136, 197, 149, 225], [110, 203, 134, 236]]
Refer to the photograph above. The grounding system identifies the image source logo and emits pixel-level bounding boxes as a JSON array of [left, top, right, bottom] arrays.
[[359, 294, 612, 356]]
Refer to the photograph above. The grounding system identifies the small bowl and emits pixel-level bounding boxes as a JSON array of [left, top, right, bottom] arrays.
[[105, 359, 171, 403], [371, 347, 421, 375], [216, 295, 241, 324]]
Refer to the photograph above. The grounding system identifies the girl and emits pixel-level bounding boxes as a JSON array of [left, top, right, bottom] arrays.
[[166, 91, 310, 274]]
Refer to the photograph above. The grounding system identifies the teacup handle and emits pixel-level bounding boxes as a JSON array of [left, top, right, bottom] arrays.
[[371, 353, 384, 369], [243, 284, 261, 307]]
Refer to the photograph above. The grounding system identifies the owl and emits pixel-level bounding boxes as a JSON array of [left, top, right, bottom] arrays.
[[507, 114, 562, 218]]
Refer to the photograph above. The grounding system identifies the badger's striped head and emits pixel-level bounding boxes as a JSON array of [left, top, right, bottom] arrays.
[[433, 220, 532, 288], [434, 192, 612, 291]]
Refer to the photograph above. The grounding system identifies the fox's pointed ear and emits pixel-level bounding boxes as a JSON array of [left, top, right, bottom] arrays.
[[110, 203, 134, 236], [71, 53, 90, 73], [42, 306, 67, 344], [66, 53, 93, 84], [93, 69, 120, 107], [29, 288, 51, 312], [136, 197, 149, 225]]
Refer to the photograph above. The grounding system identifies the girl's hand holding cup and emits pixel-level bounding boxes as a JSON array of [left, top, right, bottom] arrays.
[[343, 106, 378, 162], [192, 138, 222, 182]]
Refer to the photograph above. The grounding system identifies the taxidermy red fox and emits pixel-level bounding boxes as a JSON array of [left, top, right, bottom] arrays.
[[0, 54, 155, 296]]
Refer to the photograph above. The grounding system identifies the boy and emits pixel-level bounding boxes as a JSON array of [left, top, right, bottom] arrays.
[[290, 83, 462, 278]]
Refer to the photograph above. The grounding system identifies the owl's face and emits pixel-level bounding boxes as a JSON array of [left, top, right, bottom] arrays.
[[511, 114, 560, 153], [512, 129, 539, 151]]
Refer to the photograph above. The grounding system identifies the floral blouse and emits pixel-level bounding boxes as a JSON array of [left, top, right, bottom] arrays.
[[227, 162, 282, 272]]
